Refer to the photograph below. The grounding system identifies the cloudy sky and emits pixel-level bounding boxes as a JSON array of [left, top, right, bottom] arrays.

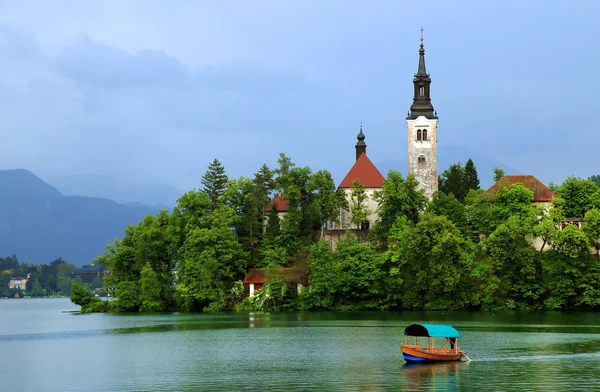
[[0, 0, 598, 198]]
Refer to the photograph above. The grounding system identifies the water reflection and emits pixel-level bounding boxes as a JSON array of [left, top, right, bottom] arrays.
[[402, 362, 469, 391], [3, 300, 600, 391]]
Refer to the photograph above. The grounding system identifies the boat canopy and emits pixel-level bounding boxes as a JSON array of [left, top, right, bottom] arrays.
[[404, 323, 461, 338]]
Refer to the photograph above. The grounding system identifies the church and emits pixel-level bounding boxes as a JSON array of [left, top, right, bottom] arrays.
[[333, 36, 439, 229]]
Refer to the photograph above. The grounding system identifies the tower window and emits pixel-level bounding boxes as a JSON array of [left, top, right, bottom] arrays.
[[422, 129, 428, 141], [419, 85, 424, 96], [417, 129, 422, 141], [418, 155, 426, 164]]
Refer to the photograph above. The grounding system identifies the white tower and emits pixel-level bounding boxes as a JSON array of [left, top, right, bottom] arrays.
[[406, 33, 438, 200]]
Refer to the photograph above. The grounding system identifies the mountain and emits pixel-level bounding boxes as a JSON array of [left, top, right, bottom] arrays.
[[49, 173, 181, 208], [0, 169, 159, 266]]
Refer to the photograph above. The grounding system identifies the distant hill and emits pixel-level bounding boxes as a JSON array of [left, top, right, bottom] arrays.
[[48, 173, 181, 208], [0, 169, 160, 266]]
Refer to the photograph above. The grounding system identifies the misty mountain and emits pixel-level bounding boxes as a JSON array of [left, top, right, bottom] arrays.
[[49, 173, 181, 208], [0, 169, 159, 266], [374, 146, 521, 190]]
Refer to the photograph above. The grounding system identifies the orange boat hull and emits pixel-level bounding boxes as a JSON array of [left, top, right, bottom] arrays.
[[401, 345, 465, 363]]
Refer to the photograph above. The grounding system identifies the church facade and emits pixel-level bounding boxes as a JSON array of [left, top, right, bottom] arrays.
[[406, 37, 438, 200], [333, 38, 439, 229]]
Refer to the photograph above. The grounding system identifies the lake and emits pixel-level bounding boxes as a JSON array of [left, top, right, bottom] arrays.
[[1, 298, 599, 391]]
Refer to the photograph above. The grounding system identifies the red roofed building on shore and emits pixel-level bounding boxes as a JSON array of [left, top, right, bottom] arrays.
[[330, 124, 385, 230]]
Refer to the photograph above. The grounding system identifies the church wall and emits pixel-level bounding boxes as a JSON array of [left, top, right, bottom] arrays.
[[407, 117, 438, 200], [332, 188, 380, 230]]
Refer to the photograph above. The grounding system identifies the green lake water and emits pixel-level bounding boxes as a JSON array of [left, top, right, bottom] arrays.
[[1, 298, 600, 391]]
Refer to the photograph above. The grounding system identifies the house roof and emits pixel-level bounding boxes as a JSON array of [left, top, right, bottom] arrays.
[[243, 268, 304, 284], [483, 175, 557, 202], [266, 194, 289, 212], [338, 153, 385, 188]]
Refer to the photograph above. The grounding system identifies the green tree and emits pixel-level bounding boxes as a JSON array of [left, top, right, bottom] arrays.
[[139, 263, 165, 312], [70, 282, 107, 312], [556, 176, 600, 218], [589, 175, 600, 187], [252, 164, 276, 235], [309, 170, 346, 238], [583, 209, 600, 257], [493, 167, 505, 182], [177, 207, 247, 311], [201, 158, 229, 211], [485, 216, 540, 309], [463, 158, 480, 191], [401, 214, 474, 310], [372, 171, 427, 243], [0, 272, 10, 297], [303, 235, 385, 310], [428, 191, 468, 235], [349, 179, 371, 229], [439, 163, 467, 201]]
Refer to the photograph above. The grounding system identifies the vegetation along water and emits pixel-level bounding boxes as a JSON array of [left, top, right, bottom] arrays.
[[3, 157, 600, 313]]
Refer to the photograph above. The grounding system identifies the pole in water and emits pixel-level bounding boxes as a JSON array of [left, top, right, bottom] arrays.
[[461, 350, 471, 361]]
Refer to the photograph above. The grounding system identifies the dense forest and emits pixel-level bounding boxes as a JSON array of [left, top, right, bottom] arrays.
[[0, 256, 103, 298], [71, 154, 600, 313]]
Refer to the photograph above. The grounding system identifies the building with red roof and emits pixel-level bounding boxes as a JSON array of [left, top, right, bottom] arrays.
[[331, 124, 385, 230], [483, 175, 557, 204], [243, 267, 306, 297]]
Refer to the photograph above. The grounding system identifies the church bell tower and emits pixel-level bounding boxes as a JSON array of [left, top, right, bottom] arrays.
[[406, 30, 438, 200]]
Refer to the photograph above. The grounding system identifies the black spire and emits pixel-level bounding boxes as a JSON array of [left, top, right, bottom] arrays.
[[407, 29, 436, 120], [355, 121, 366, 161]]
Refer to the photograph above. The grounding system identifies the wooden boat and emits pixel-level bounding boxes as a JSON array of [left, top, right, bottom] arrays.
[[400, 323, 467, 363]]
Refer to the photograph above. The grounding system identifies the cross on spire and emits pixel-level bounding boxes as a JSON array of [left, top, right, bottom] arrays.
[[420, 27, 424, 42]]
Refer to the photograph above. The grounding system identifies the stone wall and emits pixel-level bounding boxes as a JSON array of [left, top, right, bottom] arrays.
[[316, 229, 369, 250]]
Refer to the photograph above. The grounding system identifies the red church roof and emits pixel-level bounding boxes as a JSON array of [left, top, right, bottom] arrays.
[[483, 175, 557, 202], [266, 193, 289, 212], [338, 153, 385, 188], [243, 268, 304, 284]]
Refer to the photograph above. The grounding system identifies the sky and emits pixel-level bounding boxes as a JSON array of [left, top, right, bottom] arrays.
[[0, 0, 598, 198]]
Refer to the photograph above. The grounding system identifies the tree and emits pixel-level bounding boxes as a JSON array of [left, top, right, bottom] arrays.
[[139, 263, 165, 312], [428, 192, 468, 235], [463, 159, 480, 191], [274, 152, 295, 180], [401, 214, 474, 310], [556, 176, 600, 218], [252, 164, 276, 235], [201, 158, 229, 211], [303, 235, 386, 310], [439, 163, 467, 201], [583, 209, 600, 257], [590, 175, 600, 187], [493, 167, 505, 182], [309, 170, 346, 238], [177, 207, 247, 311], [372, 171, 427, 243], [485, 216, 540, 309], [349, 179, 371, 229]]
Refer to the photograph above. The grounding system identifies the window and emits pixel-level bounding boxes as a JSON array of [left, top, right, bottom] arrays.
[[422, 129, 428, 141], [418, 155, 426, 164], [417, 129, 422, 141], [419, 85, 424, 96]]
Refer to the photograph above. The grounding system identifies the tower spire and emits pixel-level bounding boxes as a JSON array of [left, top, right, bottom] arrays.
[[407, 29, 436, 120], [355, 121, 366, 161]]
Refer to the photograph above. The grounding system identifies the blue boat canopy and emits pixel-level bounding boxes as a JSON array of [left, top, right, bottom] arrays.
[[404, 324, 461, 338]]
